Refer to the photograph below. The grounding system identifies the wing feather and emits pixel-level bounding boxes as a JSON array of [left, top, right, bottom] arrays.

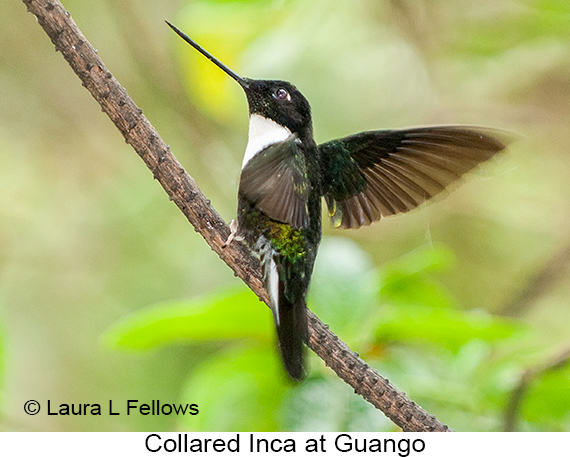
[[319, 126, 512, 228], [239, 135, 309, 229]]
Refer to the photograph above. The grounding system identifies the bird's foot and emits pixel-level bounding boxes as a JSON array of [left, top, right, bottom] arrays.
[[223, 219, 244, 247]]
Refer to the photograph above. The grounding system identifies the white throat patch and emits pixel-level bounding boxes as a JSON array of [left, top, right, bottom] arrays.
[[242, 114, 292, 169]]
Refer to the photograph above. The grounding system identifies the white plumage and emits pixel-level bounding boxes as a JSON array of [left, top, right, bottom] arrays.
[[242, 114, 292, 169]]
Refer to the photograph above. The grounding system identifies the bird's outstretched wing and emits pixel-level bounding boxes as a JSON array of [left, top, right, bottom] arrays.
[[239, 135, 310, 229], [319, 126, 511, 229]]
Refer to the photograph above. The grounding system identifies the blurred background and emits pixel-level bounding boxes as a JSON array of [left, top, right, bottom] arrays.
[[1, 0, 570, 432]]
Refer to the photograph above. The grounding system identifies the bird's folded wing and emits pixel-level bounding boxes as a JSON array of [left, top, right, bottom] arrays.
[[239, 135, 310, 229]]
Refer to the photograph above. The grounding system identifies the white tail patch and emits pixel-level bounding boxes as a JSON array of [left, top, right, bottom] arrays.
[[242, 114, 292, 169], [258, 238, 281, 327], [267, 256, 280, 327]]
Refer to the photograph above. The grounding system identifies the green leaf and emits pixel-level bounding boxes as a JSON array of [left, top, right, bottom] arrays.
[[378, 244, 456, 309], [373, 305, 525, 350], [102, 287, 272, 351], [178, 345, 289, 431], [522, 366, 570, 429]]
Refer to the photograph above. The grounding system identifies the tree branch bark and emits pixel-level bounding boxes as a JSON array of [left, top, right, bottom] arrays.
[[23, 0, 451, 432]]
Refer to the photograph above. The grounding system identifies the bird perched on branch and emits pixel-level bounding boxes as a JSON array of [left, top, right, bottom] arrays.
[[167, 21, 512, 380]]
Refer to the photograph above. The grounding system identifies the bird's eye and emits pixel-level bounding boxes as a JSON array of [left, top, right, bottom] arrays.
[[274, 88, 291, 101]]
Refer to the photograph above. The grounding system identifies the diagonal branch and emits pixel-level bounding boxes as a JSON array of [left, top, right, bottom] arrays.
[[23, 0, 451, 432], [499, 241, 570, 317], [504, 344, 570, 432]]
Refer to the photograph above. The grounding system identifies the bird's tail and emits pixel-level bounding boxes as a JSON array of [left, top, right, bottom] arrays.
[[262, 249, 308, 381], [275, 280, 307, 380]]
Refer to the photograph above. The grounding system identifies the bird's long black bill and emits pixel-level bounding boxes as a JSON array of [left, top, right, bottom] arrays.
[[166, 21, 249, 89]]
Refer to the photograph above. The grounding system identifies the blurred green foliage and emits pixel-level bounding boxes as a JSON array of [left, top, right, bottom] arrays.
[[0, 318, 4, 410], [104, 240, 568, 431], [1, 0, 570, 432], [103, 289, 272, 350]]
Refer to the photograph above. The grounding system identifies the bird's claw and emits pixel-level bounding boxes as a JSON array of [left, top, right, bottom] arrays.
[[223, 219, 243, 247]]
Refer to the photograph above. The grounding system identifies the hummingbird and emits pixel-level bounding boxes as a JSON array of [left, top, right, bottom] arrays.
[[167, 22, 511, 380]]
